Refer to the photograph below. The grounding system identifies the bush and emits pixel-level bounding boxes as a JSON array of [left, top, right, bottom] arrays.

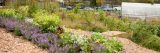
[[91, 32, 106, 43], [91, 32, 123, 53], [14, 28, 22, 36], [33, 9, 61, 32], [131, 22, 160, 51], [28, 4, 40, 17], [15, 6, 29, 19], [0, 6, 29, 20], [59, 32, 74, 46], [0, 9, 16, 17], [73, 3, 81, 13]]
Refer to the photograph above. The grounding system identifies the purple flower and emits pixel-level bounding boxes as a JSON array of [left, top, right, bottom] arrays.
[[49, 45, 55, 53], [3, 19, 18, 30]]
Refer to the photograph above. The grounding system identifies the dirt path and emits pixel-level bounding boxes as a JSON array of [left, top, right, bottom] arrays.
[[69, 29, 159, 53], [0, 28, 48, 53], [102, 31, 160, 53], [117, 37, 159, 53]]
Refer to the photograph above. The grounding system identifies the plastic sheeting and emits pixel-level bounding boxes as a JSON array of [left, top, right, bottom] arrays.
[[122, 2, 160, 20]]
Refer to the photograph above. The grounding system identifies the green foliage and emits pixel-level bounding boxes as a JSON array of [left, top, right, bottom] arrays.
[[71, 35, 91, 53], [142, 35, 160, 51], [130, 22, 160, 51], [62, 10, 107, 32], [59, 31, 91, 53], [59, 31, 123, 53], [39, 44, 49, 49], [59, 32, 74, 46], [0, 9, 16, 17], [14, 6, 29, 19], [33, 9, 61, 32], [73, 3, 81, 13], [14, 28, 22, 36], [0, 6, 29, 20], [91, 32, 106, 43], [104, 38, 123, 53], [91, 32, 123, 53], [28, 4, 40, 17]]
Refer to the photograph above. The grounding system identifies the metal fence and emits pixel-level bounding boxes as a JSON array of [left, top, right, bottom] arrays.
[[122, 2, 160, 20]]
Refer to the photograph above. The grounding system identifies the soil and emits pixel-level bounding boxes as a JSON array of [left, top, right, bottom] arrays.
[[0, 28, 48, 53]]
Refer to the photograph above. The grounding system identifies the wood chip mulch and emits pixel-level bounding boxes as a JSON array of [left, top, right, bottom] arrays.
[[0, 28, 48, 53]]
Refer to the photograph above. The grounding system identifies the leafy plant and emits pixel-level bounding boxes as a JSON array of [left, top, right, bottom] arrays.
[[104, 38, 123, 53], [33, 9, 61, 32], [73, 3, 81, 13], [14, 28, 22, 36], [91, 32, 123, 53], [14, 6, 29, 19], [91, 32, 106, 43], [0, 9, 16, 17], [59, 32, 74, 46]]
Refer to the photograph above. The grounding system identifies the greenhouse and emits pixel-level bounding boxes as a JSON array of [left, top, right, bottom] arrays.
[[122, 2, 160, 20]]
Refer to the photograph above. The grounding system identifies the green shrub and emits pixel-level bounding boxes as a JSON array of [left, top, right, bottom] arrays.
[[39, 44, 49, 49], [28, 5, 40, 17], [59, 32, 74, 46], [72, 35, 91, 53], [91, 32, 106, 43], [33, 9, 61, 32], [58, 29, 123, 53], [91, 32, 123, 53], [14, 28, 22, 36], [14, 6, 29, 19], [73, 3, 81, 13], [0, 9, 16, 17], [59, 30, 91, 53], [14, 13, 24, 20], [142, 35, 160, 51], [104, 38, 123, 53], [131, 22, 160, 51]]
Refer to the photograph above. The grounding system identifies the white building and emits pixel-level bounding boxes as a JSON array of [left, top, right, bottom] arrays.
[[122, 2, 160, 20]]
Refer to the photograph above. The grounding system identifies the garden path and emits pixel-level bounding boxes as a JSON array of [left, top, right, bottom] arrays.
[[0, 28, 48, 53]]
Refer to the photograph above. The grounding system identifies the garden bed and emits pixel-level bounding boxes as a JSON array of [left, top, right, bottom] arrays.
[[0, 16, 123, 53]]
